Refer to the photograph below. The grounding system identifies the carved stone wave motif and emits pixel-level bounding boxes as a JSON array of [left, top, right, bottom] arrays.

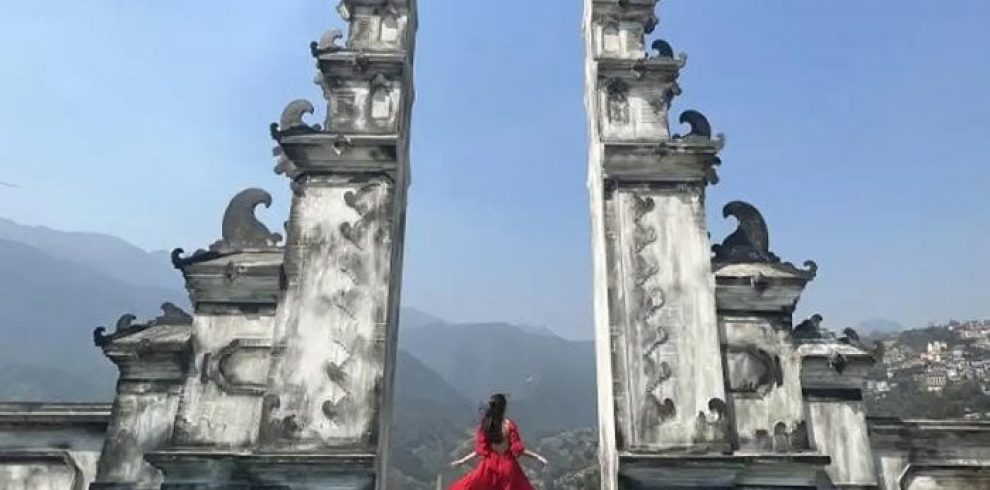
[[712, 201, 818, 278], [338, 183, 389, 251], [673, 110, 711, 140], [310, 28, 344, 57], [271, 99, 321, 142], [746, 420, 810, 453], [792, 314, 824, 339], [321, 340, 355, 423], [93, 303, 193, 347], [692, 398, 729, 445], [200, 339, 277, 396], [712, 201, 778, 264], [773, 420, 810, 453], [606, 79, 630, 125], [171, 189, 282, 268], [648, 39, 688, 66], [672, 109, 726, 148], [628, 193, 680, 435], [259, 394, 301, 442], [640, 398, 676, 433], [726, 346, 784, 395], [170, 248, 221, 269], [650, 39, 674, 58], [210, 189, 283, 253], [319, 183, 389, 424]]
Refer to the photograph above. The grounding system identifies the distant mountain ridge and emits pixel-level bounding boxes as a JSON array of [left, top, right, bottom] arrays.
[[0, 217, 181, 291], [0, 218, 599, 488], [399, 321, 597, 438], [0, 237, 186, 389]]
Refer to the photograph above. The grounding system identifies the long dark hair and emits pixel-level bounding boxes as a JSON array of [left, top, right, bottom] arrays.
[[481, 393, 507, 443]]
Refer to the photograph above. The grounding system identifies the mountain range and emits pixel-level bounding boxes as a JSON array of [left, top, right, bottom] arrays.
[[0, 218, 597, 488]]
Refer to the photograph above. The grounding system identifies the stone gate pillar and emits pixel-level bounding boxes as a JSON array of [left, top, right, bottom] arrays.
[[146, 188, 285, 488], [582, 1, 729, 487], [254, 1, 416, 488], [90, 305, 194, 490], [711, 201, 820, 455]]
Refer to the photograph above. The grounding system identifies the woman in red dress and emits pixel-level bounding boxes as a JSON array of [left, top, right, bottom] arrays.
[[448, 393, 547, 490]]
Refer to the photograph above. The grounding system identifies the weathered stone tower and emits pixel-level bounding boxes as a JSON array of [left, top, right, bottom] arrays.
[[583, 1, 875, 488], [255, 0, 417, 485], [583, 0, 731, 480], [89, 1, 417, 489]]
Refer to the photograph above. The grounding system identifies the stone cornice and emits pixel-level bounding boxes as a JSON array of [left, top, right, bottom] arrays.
[[275, 132, 400, 178], [714, 265, 815, 315], [596, 55, 685, 80], [602, 139, 723, 184], [175, 249, 283, 307], [93, 303, 193, 348], [315, 51, 409, 77], [0, 403, 111, 429], [146, 450, 377, 483]]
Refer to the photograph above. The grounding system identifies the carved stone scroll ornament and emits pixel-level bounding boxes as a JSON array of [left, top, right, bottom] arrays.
[[651, 39, 674, 58], [605, 79, 630, 125], [156, 302, 194, 325], [640, 397, 676, 435], [209, 188, 283, 252], [712, 201, 779, 264], [839, 327, 885, 361], [322, 352, 354, 423], [310, 28, 344, 57], [259, 394, 302, 442], [170, 247, 220, 269], [201, 338, 277, 395], [705, 157, 722, 186], [273, 146, 306, 198], [692, 398, 729, 444], [93, 303, 193, 347], [771, 420, 810, 453], [640, 11, 659, 35], [792, 313, 824, 340], [726, 347, 784, 395], [674, 110, 711, 139], [270, 99, 321, 141], [648, 39, 687, 66]]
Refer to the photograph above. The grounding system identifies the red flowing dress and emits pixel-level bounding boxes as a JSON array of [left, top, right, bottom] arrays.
[[449, 419, 535, 490]]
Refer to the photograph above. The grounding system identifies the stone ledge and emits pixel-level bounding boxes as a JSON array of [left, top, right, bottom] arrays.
[[0, 403, 111, 429]]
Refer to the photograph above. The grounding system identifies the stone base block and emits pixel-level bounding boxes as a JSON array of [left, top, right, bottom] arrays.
[[146, 449, 375, 490], [618, 453, 834, 489]]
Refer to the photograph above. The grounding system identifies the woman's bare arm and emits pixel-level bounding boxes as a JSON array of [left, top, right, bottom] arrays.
[[450, 451, 477, 467], [522, 449, 547, 466]]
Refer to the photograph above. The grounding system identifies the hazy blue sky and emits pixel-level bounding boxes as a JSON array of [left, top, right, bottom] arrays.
[[1, 1, 987, 339]]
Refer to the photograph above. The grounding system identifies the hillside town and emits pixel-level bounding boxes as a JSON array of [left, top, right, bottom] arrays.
[[865, 319, 990, 419]]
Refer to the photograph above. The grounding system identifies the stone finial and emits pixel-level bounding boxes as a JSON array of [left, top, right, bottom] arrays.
[[651, 39, 674, 58], [171, 247, 220, 269], [209, 189, 283, 253], [839, 327, 885, 361], [793, 314, 824, 340], [311, 29, 344, 57], [270, 99, 321, 142], [156, 302, 194, 325], [712, 201, 780, 263], [675, 110, 712, 139], [649, 39, 688, 66]]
